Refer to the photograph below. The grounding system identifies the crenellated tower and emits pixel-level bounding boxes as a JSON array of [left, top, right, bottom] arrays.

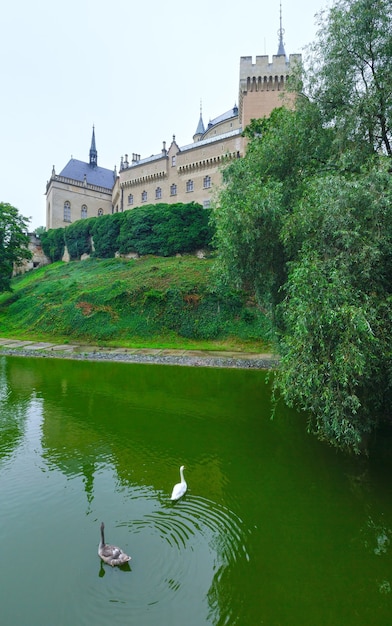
[[238, 4, 301, 128]]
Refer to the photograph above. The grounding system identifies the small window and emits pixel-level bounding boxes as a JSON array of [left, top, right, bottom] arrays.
[[170, 184, 177, 196], [64, 201, 71, 222], [142, 190, 147, 202], [98, 208, 104, 216], [171, 155, 176, 167], [203, 200, 211, 208], [81, 204, 87, 219], [203, 176, 211, 189], [155, 187, 162, 200], [128, 194, 133, 205], [186, 180, 194, 193]]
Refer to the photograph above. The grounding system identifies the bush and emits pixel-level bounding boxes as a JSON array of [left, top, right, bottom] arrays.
[[64, 218, 95, 260], [91, 213, 124, 258], [40, 228, 65, 262]]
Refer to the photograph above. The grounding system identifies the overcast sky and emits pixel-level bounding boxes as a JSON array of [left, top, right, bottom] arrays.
[[1, 0, 329, 230]]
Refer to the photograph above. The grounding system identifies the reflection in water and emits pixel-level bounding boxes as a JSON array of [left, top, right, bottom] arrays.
[[2, 355, 392, 625], [0, 358, 29, 462]]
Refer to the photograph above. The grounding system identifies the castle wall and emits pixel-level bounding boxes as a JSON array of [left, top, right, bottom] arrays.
[[118, 131, 243, 211]]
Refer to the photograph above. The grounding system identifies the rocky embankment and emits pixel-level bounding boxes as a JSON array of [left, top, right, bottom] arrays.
[[0, 338, 278, 369]]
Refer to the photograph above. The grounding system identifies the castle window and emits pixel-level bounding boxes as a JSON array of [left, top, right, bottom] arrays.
[[64, 201, 71, 222], [155, 187, 162, 200], [172, 156, 176, 167], [128, 193, 133, 205], [170, 184, 177, 196], [186, 180, 194, 193], [81, 204, 87, 219], [203, 176, 211, 189], [142, 190, 147, 202], [98, 208, 103, 216]]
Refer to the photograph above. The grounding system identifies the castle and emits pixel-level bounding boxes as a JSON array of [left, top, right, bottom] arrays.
[[45, 17, 301, 230]]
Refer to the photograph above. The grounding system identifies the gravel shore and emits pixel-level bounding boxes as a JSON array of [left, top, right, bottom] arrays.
[[0, 338, 278, 370]]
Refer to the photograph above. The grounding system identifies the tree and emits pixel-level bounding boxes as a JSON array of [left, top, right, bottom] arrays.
[[306, 0, 392, 156], [212, 1, 392, 452], [212, 104, 333, 317], [276, 164, 392, 452], [0, 202, 31, 292]]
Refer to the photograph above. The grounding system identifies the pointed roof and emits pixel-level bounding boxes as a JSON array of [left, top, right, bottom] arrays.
[[194, 100, 205, 137], [277, 2, 287, 57], [89, 125, 98, 167], [195, 113, 205, 136], [59, 159, 115, 190]]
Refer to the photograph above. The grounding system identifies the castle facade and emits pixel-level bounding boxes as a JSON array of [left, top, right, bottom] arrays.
[[45, 27, 301, 230]]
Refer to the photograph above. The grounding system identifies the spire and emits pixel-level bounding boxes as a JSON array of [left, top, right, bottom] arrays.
[[89, 125, 98, 168], [277, 2, 287, 57], [194, 100, 205, 141]]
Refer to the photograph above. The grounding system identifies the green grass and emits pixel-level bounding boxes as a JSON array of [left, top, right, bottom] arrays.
[[0, 256, 272, 353]]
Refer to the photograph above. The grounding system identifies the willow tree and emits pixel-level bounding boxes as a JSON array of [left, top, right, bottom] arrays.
[[213, 0, 392, 453], [306, 0, 392, 156]]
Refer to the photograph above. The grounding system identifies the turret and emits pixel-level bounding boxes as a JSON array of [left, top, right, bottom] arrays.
[[193, 101, 205, 142]]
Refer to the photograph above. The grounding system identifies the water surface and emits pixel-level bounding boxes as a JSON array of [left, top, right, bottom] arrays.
[[0, 355, 391, 625]]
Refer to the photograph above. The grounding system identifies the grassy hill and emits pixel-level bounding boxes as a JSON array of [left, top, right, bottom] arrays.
[[0, 256, 271, 352]]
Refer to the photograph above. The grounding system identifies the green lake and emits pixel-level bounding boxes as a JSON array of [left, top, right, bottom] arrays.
[[1, 355, 391, 625]]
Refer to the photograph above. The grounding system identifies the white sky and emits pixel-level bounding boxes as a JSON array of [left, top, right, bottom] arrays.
[[0, 0, 329, 230]]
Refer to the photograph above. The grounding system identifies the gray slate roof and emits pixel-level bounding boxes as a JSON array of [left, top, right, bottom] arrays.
[[60, 159, 115, 190], [208, 106, 238, 127]]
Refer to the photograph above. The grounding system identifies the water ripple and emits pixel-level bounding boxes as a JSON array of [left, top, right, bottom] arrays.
[[83, 491, 249, 624]]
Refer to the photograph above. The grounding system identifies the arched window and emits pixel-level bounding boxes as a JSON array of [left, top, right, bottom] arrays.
[[186, 180, 194, 192], [142, 190, 147, 202], [170, 184, 177, 196], [64, 201, 71, 222], [128, 194, 133, 205], [203, 176, 211, 189], [155, 187, 162, 200], [81, 204, 87, 219], [98, 208, 103, 216]]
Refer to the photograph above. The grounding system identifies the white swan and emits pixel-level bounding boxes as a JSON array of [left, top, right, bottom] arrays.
[[170, 465, 187, 501], [98, 522, 131, 567]]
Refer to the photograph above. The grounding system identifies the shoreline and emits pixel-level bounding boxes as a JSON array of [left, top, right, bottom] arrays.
[[0, 338, 278, 370]]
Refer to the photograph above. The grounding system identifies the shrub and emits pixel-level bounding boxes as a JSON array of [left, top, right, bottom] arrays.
[[64, 218, 94, 260], [40, 228, 65, 262]]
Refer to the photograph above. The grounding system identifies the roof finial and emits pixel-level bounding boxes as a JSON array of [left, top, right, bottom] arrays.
[[277, 2, 287, 57]]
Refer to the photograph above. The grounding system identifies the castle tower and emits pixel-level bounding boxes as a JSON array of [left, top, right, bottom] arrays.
[[238, 5, 301, 129]]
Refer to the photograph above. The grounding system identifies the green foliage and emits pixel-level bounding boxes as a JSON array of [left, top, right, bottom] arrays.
[[306, 0, 392, 155], [40, 203, 214, 262], [0, 202, 31, 292], [117, 202, 214, 256], [34, 226, 46, 238], [213, 105, 334, 315], [40, 228, 65, 262], [64, 218, 95, 260], [91, 213, 124, 258], [275, 165, 392, 452]]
